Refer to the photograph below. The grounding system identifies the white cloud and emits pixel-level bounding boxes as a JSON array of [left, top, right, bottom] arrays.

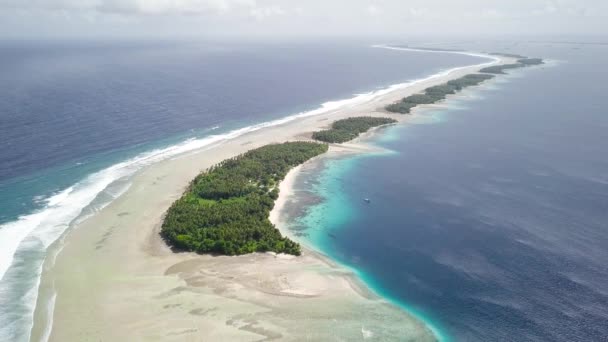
[[543, 0, 559, 13], [408, 7, 428, 17], [0, 0, 258, 15], [367, 5, 381, 16], [0, 0, 607, 38], [481, 8, 504, 18], [0, 0, 100, 11], [250, 5, 284, 20]]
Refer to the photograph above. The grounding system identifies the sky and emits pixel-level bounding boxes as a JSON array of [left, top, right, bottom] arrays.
[[0, 0, 607, 39]]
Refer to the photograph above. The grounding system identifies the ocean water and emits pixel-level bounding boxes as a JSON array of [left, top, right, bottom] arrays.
[[289, 42, 608, 341], [0, 40, 489, 341]]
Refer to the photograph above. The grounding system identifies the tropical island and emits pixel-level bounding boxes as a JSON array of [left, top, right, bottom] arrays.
[[312, 116, 397, 143], [386, 73, 495, 114], [385, 57, 542, 114], [488, 52, 527, 58], [161, 141, 328, 256], [479, 57, 544, 74]]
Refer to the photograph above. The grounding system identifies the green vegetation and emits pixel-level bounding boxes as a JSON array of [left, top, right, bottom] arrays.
[[518, 58, 544, 65], [385, 73, 495, 114], [385, 101, 418, 114], [448, 73, 495, 89], [312, 116, 397, 143], [424, 84, 457, 98], [479, 63, 524, 74], [480, 58, 543, 74], [489, 52, 527, 59], [161, 142, 329, 256]]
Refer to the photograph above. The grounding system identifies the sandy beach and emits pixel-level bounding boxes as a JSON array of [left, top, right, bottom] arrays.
[[29, 52, 514, 342]]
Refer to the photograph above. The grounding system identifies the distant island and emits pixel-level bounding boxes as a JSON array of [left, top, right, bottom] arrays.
[[385, 56, 543, 114], [312, 116, 397, 143], [392, 45, 465, 53], [161, 141, 328, 256], [386, 73, 495, 114], [479, 57, 544, 74], [518, 58, 544, 65], [488, 52, 527, 58]]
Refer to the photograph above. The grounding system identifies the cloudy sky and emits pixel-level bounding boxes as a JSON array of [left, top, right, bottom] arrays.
[[0, 0, 606, 39]]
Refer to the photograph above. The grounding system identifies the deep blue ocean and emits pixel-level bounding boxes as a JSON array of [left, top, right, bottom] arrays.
[[288, 42, 608, 341], [0, 40, 488, 341]]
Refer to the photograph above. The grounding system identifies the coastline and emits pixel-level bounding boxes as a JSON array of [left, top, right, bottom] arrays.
[[29, 51, 516, 341]]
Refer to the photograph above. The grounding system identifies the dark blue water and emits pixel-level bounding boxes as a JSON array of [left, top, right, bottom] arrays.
[[294, 43, 608, 341], [0, 40, 489, 341]]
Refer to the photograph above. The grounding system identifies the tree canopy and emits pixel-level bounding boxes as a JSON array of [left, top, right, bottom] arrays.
[[518, 58, 544, 66], [312, 116, 397, 143], [489, 52, 527, 59], [479, 58, 543, 74], [479, 63, 524, 74], [161, 141, 329, 256], [385, 73, 495, 114]]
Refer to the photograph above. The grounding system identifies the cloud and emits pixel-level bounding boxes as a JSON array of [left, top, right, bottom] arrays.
[[408, 7, 429, 17], [0, 0, 257, 15], [0, 0, 606, 38], [1, 0, 99, 11], [542, 0, 559, 13], [250, 5, 284, 20], [367, 5, 382, 16], [481, 8, 504, 18]]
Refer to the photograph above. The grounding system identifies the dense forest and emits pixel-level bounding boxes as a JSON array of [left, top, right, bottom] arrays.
[[386, 73, 495, 114], [518, 58, 544, 65], [161, 142, 329, 256], [480, 57, 544, 74], [479, 63, 524, 74], [312, 116, 397, 143], [489, 52, 527, 59]]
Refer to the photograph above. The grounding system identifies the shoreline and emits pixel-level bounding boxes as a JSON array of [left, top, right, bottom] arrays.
[[28, 50, 516, 341], [269, 126, 450, 340]]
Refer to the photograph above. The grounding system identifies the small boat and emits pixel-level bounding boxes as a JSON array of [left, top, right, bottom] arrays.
[[364, 198, 371, 204]]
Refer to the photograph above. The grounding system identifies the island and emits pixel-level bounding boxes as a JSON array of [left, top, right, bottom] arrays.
[[488, 52, 527, 58], [386, 73, 495, 113], [518, 58, 544, 65], [479, 57, 544, 74], [312, 116, 397, 143], [161, 141, 328, 255]]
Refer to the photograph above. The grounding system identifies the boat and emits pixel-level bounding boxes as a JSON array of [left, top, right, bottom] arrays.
[[364, 198, 371, 203]]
